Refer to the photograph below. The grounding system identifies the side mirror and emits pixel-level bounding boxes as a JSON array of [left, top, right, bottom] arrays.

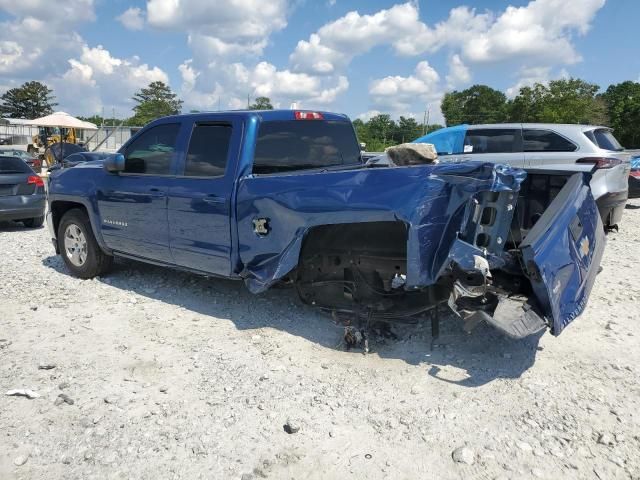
[[104, 153, 125, 173]]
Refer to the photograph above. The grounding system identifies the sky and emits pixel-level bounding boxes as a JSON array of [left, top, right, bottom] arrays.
[[0, 0, 637, 124]]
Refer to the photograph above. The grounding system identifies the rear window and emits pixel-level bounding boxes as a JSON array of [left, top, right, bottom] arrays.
[[0, 157, 31, 174], [464, 129, 518, 154], [253, 120, 361, 174], [523, 129, 577, 152], [585, 128, 624, 151]]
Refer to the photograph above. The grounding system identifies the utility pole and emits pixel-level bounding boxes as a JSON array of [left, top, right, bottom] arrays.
[[422, 106, 431, 135], [247, 94, 250, 109], [422, 107, 428, 135]]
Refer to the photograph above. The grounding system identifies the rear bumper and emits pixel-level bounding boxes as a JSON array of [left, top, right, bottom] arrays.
[[596, 190, 628, 226], [628, 176, 640, 199], [0, 195, 45, 222]]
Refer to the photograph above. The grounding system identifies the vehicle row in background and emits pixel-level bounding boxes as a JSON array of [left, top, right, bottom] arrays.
[[414, 123, 631, 230]]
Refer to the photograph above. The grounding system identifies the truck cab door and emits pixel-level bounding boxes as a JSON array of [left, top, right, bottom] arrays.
[[96, 122, 181, 263], [167, 117, 242, 276]]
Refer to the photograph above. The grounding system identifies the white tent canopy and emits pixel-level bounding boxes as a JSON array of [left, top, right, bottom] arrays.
[[28, 111, 97, 130]]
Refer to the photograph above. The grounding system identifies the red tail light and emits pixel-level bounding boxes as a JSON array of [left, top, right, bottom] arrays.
[[576, 157, 622, 169], [27, 175, 44, 187], [631, 170, 640, 178], [294, 111, 324, 120]]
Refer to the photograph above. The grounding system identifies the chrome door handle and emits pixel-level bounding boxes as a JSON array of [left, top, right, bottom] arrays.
[[202, 195, 226, 205]]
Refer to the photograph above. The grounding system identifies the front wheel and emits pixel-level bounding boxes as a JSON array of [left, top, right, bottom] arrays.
[[58, 209, 112, 278]]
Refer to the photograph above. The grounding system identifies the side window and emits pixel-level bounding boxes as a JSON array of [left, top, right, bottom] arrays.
[[464, 129, 518, 154], [524, 129, 577, 152], [184, 124, 232, 177], [123, 123, 180, 175]]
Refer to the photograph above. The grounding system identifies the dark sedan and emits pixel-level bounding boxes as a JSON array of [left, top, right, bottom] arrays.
[[0, 156, 45, 227], [0, 148, 42, 171]]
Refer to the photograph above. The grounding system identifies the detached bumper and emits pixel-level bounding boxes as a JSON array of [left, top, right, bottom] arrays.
[[596, 190, 628, 226], [0, 195, 45, 222]]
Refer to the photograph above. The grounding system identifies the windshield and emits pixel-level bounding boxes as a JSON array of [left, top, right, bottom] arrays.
[[0, 150, 29, 159], [0, 157, 31, 174], [253, 120, 361, 174]]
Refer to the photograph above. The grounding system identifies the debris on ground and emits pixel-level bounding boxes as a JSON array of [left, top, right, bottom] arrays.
[[5, 389, 40, 399]]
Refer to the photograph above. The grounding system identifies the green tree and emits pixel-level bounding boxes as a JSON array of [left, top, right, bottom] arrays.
[[602, 81, 640, 148], [507, 84, 547, 122], [396, 116, 422, 143], [130, 81, 182, 125], [365, 114, 397, 151], [78, 115, 135, 127], [508, 78, 606, 125], [249, 96, 273, 110], [0, 81, 57, 119], [441, 85, 507, 126]]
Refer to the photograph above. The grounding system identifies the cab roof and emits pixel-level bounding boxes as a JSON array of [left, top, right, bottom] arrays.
[[160, 109, 351, 123]]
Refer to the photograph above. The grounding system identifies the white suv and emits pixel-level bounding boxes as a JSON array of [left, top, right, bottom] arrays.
[[415, 124, 631, 228]]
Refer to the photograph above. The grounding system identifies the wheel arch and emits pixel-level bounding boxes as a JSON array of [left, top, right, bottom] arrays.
[[50, 198, 111, 254]]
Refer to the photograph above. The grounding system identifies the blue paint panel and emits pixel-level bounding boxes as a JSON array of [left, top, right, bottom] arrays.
[[520, 173, 606, 335], [236, 162, 525, 292]]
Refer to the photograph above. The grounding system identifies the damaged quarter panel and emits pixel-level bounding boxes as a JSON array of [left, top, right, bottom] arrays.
[[235, 162, 525, 293]]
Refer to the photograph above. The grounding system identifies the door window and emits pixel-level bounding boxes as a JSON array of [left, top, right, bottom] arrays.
[[184, 124, 232, 177], [464, 129, 518, 154], [123, 123, 180, 175], [524, 129, 577, 152]]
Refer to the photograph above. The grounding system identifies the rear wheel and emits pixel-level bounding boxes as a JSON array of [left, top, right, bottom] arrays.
[[22, 216, 44, 228], [58, 209, 112, 278]]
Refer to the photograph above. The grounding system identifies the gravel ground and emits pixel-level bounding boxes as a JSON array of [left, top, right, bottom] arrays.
[[1, 200, 639, 480]]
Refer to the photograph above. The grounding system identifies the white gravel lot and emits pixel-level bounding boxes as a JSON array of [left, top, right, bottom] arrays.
[[1, 199, 639, 480]]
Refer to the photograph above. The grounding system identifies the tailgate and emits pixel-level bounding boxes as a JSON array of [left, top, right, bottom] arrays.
[[519, 172, 605, 335]]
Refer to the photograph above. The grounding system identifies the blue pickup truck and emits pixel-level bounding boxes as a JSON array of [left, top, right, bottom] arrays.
[[47, 110, 605, 340]]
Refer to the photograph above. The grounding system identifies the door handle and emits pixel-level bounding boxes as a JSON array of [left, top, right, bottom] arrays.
[[149, 188, 166, 198], [202, 195, 226, 205]]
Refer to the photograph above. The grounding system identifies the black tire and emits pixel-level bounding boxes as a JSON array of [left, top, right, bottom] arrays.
[[22, 216, 44, 228], [58, 208, 112, 278]]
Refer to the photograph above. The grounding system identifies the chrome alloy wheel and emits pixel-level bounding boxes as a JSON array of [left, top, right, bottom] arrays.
[[64, 223, 88, 267]]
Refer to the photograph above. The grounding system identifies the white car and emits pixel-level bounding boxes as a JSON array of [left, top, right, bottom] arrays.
[[414, 124, 631, 229]]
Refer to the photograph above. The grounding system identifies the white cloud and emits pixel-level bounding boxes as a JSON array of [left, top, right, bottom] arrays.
[[0, 0, 96, 24], [446, 54, 471, 89], [53, 46, 169, 116], [290, 0, 605, 76], [177, 59, 351, 112], [290, 3, 423, 75], [461, 0, 605, 64], [146, 0, 290, 57], [117, 7, 145, 31], [369, 61, 441, 111]]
